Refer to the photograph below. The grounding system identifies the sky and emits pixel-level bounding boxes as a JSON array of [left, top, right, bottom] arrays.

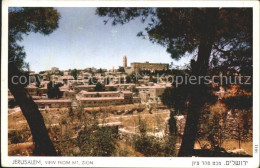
[[20, 8, 192, 73]]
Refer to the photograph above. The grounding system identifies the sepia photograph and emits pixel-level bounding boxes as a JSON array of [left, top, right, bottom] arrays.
[[1, 0, 259, 167]]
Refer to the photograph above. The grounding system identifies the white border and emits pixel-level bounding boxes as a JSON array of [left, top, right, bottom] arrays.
[[1, 1, 259, 167]]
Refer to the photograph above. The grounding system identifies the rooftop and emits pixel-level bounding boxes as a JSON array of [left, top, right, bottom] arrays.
[[136, 85, 166, 89], [77, 97, 124, 101], [25, 85, 37, 89], [79, 90, 132, 95], [34, 99, 72, 103], [131, 62, 169, 65]]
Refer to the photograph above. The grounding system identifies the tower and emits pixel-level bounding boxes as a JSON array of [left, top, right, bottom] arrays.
[[123, 55, 127, 68]]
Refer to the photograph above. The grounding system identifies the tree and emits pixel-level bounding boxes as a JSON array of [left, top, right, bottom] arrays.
[[118, 67, 125, 73], [161, 86, 189, 136], [95, 82, 105, 92], [39, 71, 46, 74], [98, 68, 103, 73], [125, 75, 132, 83], [96, 8, 252, 156], [57, 70, 64, 76], [70, 69, 79, 80], [77, 126, 117, 156], [47, 81, 63, 98], [8, 7, 60, 155]]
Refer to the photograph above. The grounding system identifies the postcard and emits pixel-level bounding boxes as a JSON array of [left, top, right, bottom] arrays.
[[1, 0, 259, 167]]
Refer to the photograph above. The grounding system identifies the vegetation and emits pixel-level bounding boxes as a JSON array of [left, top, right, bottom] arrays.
[[70, 69, 79, 80], [132, 115, 176, 156], [9, 130, 31, 144], [77, 126, 117, 156], [95, 82, 105, 92], [8, 7, 60, 156], [118, 67, 125, 73], [125, 75, 132, 83], [7, 7, 252, 158], [97, 8, 252, 156], [64, 108, 118, 156], [47, 81, 63, 98]]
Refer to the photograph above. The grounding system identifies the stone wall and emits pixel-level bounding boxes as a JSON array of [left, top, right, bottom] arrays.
[[174, 110, 252, 141], [131, 62, 169, 73]]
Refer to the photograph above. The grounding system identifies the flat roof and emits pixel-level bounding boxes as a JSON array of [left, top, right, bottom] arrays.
[[77, 97, 124, 101], [79, 91, 132, 95], [131, 62, 169, 65], [136, 86, 165, 89], [80, 91, 119, 95], [117, 84, 135, 86], [34, 99, 72, 103], [75, 85, 96, 88], [8, 96, 42, 99]]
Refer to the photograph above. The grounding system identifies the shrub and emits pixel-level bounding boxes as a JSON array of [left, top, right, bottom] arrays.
[[77, 127, 117, 156], [132, 115, 177, 156], [9, 130, 30, 144], [76, 113, 117, 156]]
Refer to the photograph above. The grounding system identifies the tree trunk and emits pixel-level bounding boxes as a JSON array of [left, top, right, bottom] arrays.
[[169, 110, 177, 136], [8, 63, 57, 156], [178, 9, 218, 156]]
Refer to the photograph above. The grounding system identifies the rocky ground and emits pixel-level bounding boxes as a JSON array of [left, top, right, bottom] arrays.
[[8, 104, 253, 156]]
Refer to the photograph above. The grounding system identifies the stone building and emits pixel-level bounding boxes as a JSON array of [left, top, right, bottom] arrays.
[[34, 99, 72, 108], [136, 85, 166, 103], [117, 84, 136, 92], [78, 97, 125, 107], [63, 90, 75, 99], [75, 84, 119, 92], [77, 91, 133, 107], [75, 85, 96, 92], [131, 62, 169, 73]]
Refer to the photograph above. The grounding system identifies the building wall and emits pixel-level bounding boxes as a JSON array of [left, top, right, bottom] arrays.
[[35, 101, 72, 108], [63, 91, 75, 99], [131, 62, 169, 73], [80, 92, 119, 98], [80, 98, 127, 107], [137, 87, 166, 103]]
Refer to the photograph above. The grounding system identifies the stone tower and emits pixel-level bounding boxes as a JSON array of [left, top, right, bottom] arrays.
[[123, 55, 127, 68]]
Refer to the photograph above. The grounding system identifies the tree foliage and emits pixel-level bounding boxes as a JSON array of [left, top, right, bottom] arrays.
[[8, 7, 60, 155], [118, 67, 125, 73], [97, 8, 252, 71], [95, 82, 105, 92], [76, 113, 117, 156], [47, 81, 63, 98], [70, 69, 79, 80], [9, 7, 60, 69], [97, 8, 252, 156]]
